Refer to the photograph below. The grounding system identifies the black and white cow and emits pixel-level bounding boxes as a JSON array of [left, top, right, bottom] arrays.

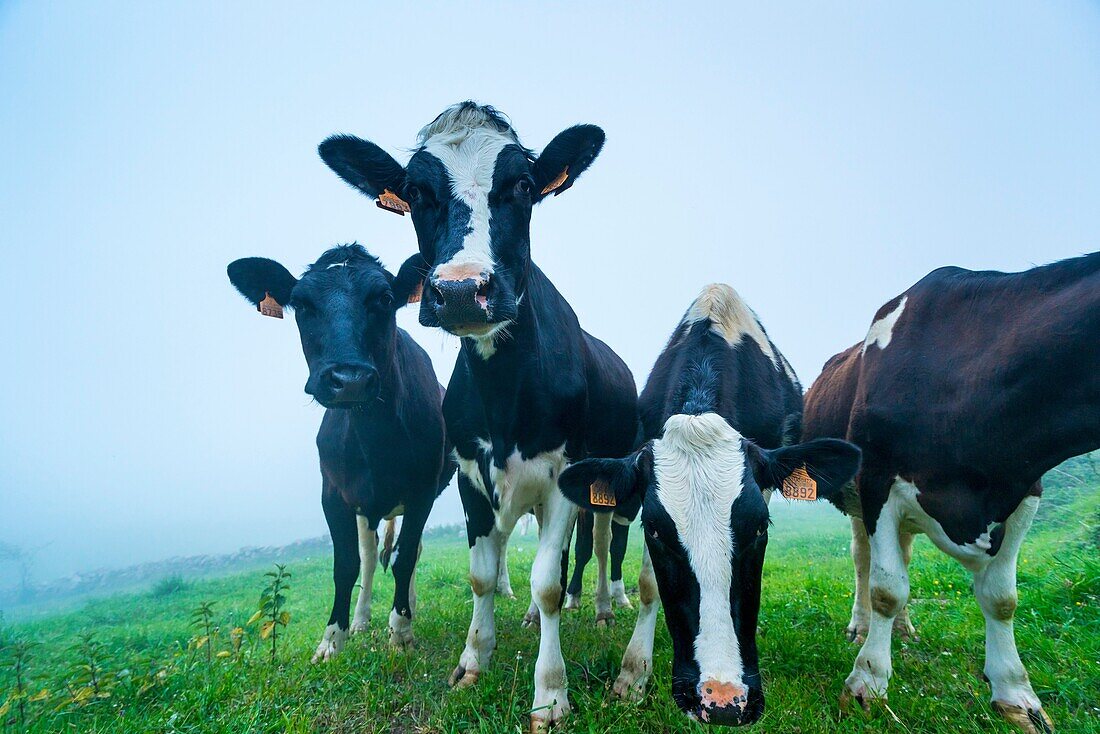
[[317, 103, 638, 730], [802, 253, 1100, 734], [227, 244, 456, 659], [559, 284, 862, 725]]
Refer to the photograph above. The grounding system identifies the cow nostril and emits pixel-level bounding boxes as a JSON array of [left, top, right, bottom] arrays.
[[432, 283, 446, 304], [475, 279, 490, 309]]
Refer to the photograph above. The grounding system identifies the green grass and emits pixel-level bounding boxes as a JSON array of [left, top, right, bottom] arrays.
[[2, 461, 1098, 734]]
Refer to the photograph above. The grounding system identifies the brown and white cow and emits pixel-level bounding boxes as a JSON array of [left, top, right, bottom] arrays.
[[803, 252, 1100, 734]]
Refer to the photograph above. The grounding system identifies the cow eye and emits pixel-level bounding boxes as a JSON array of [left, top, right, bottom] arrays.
[[514, 177, 532, 197], [404, 185, 422, 205], [377, 292, 394, 309]]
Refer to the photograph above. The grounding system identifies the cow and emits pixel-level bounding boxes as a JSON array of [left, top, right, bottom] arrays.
[[558, 283, 862, 725], [317, 102, 639, 731], [562, 510, 633, 613], [802, 252, 1100, 734], [227, 244, 456, 660]]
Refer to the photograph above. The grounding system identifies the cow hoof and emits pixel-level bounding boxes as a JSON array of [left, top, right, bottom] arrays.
[[522, 609, 541, 629], [992, 702, 1054, 734], [893, 615, 918, 642], [349, 619, 369, 635], [610, 581, 633, 609], [530, 692, 570, 732], [595, 611, 615, 629], [562, 594, 581, 611], [497, 586, 516, 600], [311, 624, 347, 663], [839, 687, 872, 714], [845, 623, 868, 644], [449, 665, 480, 689], [612, 662, 650, 702]]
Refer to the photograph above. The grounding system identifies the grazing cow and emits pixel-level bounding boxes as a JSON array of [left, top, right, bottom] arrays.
[[559, 284, 862, 725], [802, 253, 1100, 734], [227, 244, 456, 660], [317, 102, 638, 730]]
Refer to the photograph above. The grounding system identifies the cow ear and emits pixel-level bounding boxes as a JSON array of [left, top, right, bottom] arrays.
[[532, 124, 605, 201], [392, 253, 429, 308], [745, 438, 861, 501], [227, 258, 297, 310], [318, 134, 407, 205], [558, 446, 649, 520]]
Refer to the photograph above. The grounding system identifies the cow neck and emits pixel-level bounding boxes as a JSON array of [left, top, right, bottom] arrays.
[[461, 263, 583, 459]]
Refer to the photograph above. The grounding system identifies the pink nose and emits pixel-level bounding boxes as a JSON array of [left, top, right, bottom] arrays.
[[698, 679, 748, 723]]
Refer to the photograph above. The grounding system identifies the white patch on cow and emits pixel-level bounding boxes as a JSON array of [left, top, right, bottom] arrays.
[[652, 413, 746, 689], [684, 283, 778, 369], [862, 296, 907, 354], [311, 623, 347, 663], [846, 478, 1043, 712], [490, 444, 568, 532], [419, 111, 517, 279], [351, 517, 377, 633]]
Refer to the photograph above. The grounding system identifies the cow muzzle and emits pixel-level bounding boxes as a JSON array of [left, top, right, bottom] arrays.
[[428, 268, 493, 334], [691, 680, 763, 726], [309, 362, 380, 406]]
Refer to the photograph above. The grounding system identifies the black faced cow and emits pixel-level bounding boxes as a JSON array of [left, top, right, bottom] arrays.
[[802, 253, 1100, 734], [227, 244, 456, 660], [559, 284, 862, 725], [317, 103, 638, 730]]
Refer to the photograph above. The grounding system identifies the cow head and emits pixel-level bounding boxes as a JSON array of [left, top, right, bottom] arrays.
[[559, 413, 861, 726], [318, 102, 604, 346], [227, 244, 423, 408]]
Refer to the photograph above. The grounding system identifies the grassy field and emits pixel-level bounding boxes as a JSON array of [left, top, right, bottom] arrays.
[[2, 456, 1098, 733]]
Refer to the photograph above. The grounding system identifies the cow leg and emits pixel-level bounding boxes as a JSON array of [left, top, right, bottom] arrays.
[[524, 505, 546, 627], [842, 496, 907, 709], [610, 515, 632, 609], [564, 510, 592, 611], [451, 472, 501, 687], [350, 516, 378, 634], [613, 543, 659, 701], [497, 535, 516, 599], [846, 517, 871, 643], [530, 490, 576, 731], [388, 503, 429, 650], [893, 532, 918, 640], [313, 484, 357, 663], [593, 512, 614, 627], [974, 496, 1052, 734]]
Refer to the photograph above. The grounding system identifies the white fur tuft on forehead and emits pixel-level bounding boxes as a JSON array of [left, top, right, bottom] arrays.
[[416, 102, 524, 149], [685, 284, 778, 369], [653, 411, 747, 690]]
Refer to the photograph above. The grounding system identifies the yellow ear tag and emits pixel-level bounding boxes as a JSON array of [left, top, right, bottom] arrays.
[[407, 280, 423, 305], [540, 167, 569, 195], [376, 188, 411, 216], [781, 466, 817, 501], [258, 292, 283, 319], [590, 479, 616, 508]]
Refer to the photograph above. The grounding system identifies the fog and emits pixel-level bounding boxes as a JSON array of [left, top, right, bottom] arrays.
[[1, 1, 1098, 587]]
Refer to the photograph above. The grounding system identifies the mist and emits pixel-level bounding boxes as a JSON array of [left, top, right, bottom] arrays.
[[2, 1, 1098, 590]]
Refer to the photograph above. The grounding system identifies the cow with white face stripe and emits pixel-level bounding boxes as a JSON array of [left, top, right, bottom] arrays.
[[559, 284, 862, 726], [318, 102, 639, 731]]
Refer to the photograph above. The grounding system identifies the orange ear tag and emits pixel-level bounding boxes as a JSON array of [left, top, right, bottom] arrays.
[[590, 479, 616, 508], [376, 189, 411, 216], [257, 292, 283, 319], [540, 167, 569, 195], [781, 466, 817, 501], [407, 280, 423, 305]]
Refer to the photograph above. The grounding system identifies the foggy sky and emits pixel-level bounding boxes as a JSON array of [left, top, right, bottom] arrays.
[[1, 1, 1098, 583]]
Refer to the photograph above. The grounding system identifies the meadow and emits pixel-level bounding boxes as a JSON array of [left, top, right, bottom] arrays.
[[2, 455, 1097, 733]]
